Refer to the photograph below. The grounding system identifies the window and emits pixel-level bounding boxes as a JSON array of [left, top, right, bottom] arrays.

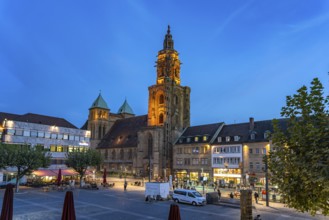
[[217, 137, 222, 142], [128, 149, 133, 160], [120, 149, 124, 160], [159, 94, 164, 104], [194, 137, 199, 142], [179, 139, 183, 143], [15, 129, 23, 136], [192, 147, 199, 154], [256, 162, 260, 170], [250, 133, 255, 140], [112, 150, 116, 160], [51, 133, 57, 139], [184, 158, 190, 165], [249, 149, 253, 154], [50, 145, 56, 152], [256, 148, 260, 154], [203, 136, 207, 141], [192, 158, 199, 165], [57, 146, 63, 152], [176, 158, 183, 165], [37, 131, 44, 138], [186, 137, 191, 143], [45, 132, 51, 138], [69, 135, 74, 141], [234, 136, 240, 141], [159, 113, 164, 124], [63, 134, 68, 140], [263, 148, 266, 154], [177, 148, 183, 154], [57, 134, 63, 140], [226, 136, 230, 142], [23, 130, 30, 137], [249, 162, 253, 170], [31, 130, 37, 137], [201, 158, 208, 165], [213, 157, 220, 164]]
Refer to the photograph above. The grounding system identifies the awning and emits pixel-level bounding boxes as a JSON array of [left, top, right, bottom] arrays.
[[52, 169, 78, 176], [32, 170, 57, 177]]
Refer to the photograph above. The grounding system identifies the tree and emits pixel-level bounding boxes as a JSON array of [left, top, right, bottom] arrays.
[[269, 78, 329, 216], [65, 148, 102, 187], [0, 143, 51, 192]]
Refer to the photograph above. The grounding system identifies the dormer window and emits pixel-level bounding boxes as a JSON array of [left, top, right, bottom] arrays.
[[250, 133, 255, 140], [179, 139, 183, 143], [234, 136, 240, 141], [187, 137, 191, 143], [264, 130, 270, 139], [203, 136, 207, 141], [194, 136, 199, 142], [217, 137, 222, 142], [226, 136, 230, 142]]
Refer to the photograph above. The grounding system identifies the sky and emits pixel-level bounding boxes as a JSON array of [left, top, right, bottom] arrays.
[[1, 0, 329, 128]]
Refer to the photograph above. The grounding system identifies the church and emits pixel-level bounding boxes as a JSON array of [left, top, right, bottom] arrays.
[[83, 26, 191, 180]]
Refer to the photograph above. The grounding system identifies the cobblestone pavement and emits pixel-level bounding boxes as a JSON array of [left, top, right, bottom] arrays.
[[0, 181, 327, 220]]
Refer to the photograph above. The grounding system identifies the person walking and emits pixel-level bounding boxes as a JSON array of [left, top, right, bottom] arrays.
[[254, 192, 259, 203], [124, 181, 127, 191], [217, 189, 221, 200]]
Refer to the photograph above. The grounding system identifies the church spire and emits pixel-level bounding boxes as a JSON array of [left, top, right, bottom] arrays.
[[163, 25, 174, 50]]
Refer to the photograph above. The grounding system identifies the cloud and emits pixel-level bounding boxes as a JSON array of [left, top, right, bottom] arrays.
[[287, 13, 329, 34], [212, 0, 254, 39]]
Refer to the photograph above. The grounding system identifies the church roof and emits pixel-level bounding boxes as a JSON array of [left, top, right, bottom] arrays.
[[117, 99, 134, 115], [0, 112, 77, 129], [90, 93, 109, 110], [97, 115, 148, 149]]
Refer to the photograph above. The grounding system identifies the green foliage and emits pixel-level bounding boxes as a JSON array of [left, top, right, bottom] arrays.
[[0, 143, 51, 192], [269, 78, 329, 216], [66, 148, 102, 186]]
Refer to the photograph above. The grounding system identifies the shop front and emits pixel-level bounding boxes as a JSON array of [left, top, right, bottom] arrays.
[[213, 168, 241, 188]]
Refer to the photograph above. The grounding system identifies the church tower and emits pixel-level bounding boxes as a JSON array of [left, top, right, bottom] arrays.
[[88, 93, 110, 148], [147, 25, 191, 176]]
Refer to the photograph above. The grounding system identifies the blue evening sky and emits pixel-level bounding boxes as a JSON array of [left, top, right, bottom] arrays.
[[1, 0, 329, 128]]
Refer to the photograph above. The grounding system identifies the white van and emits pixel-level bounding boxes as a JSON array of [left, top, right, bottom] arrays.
[[172, 189, 206, 206]]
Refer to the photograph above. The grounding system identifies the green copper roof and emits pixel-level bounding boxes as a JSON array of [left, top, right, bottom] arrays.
[[90, 93, 109, 110], [117, 99, 134, 114]]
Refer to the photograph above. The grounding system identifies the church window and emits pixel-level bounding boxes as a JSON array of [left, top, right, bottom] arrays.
[[159, 94, 164, 104], [159, 113, 164, 124]]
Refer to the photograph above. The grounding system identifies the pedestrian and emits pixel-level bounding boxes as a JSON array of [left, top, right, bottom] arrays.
[[230, 192, 234, 199], [124, 181, 127, 191], [217, 189, 221, 200], [254, 192, 259, 203]]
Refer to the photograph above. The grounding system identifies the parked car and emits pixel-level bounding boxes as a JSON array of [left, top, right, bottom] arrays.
[[172, 189, 206, 206]]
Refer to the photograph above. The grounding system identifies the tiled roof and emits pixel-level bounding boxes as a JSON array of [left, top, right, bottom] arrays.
[[117, 99, 134, 115], [214, 118, 288, 144], [0, 112, 77, 129], [97, 115, 148, 149], [90, 93, 109, 110], [176, 122, 224, 145]]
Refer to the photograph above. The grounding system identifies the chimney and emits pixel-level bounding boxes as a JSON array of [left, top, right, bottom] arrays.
[[249, 117, 254, 130]]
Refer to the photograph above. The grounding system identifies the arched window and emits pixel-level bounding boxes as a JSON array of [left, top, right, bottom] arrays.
[[159, 113, 164, 124], [159, 94, 164, 104], [148, 133, 153, 158]]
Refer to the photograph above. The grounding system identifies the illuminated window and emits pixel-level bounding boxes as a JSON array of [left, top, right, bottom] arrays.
[[50, 145, 56, 152], [194, 137, 199, 142], [57, 146, 63, 152], [203, 136, 207, 141], [226, 136, 230, 142]]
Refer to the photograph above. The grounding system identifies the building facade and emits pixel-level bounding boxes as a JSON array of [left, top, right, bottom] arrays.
[[92, 26, 191, 179]]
